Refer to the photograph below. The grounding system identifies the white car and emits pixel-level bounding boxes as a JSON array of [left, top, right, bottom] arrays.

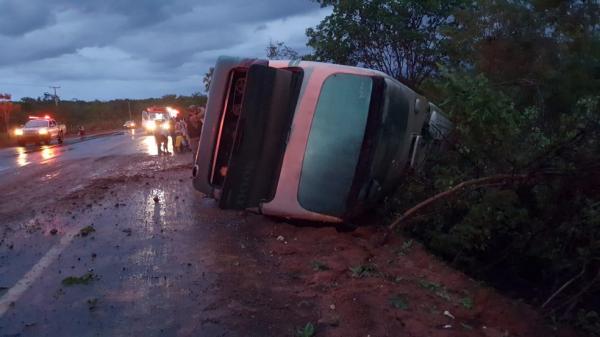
[[14, 116, 66, 146], [123, 120, 136, 129]]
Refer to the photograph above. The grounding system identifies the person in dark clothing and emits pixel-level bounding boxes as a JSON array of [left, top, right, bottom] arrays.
[[187, 109, 203, 157]]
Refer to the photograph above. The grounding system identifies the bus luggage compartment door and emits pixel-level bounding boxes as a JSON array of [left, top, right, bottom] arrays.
[[219, 64, 300, 209]]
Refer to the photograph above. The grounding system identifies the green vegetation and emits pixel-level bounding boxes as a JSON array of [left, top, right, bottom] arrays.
[[418, 279, 452, 301], [396, 239, 414, 256], [350, 264, 378, 278], [389, 294, 409, 310], [460, 296, 474, 310], [311, 260, 329, 272], [61, 272, 97, 286], [296, 322, 315, 337], [302, 0, 599, 329]]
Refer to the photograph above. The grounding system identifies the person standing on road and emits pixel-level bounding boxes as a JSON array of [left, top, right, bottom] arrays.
[[153, 121, 164, 155], [187, 107, 203, 158]]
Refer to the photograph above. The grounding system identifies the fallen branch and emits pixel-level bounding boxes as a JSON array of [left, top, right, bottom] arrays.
[[541, 267, 585, 309], [388, 174, 530, 230]]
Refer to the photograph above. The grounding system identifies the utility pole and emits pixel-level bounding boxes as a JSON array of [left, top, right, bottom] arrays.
[[128, 100, 132, 120], [49, 86, 60, 106]]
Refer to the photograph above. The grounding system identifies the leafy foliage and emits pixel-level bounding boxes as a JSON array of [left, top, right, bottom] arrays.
[[307, 0, 466, 86], [266, 40, 301, 60]]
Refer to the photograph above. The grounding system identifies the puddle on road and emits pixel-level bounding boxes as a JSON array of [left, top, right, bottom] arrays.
[[141, 188, 168, 234], [40, 146, 56, 161]]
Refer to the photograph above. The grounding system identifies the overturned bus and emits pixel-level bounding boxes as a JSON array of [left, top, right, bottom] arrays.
[[192, 56, 452, 223]]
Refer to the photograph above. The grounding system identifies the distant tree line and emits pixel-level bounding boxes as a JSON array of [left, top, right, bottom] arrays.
[[10, 94, 206, 134]]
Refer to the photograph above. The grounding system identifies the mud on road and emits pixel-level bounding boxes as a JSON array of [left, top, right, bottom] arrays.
[[0, 154, 579, 337]]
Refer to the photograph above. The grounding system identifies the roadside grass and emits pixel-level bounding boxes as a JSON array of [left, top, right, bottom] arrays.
[[418, 279, 452, 301], [311, 260, 329, 272], [396, 239, 414, 256], [461, 296, 474, 309], [418, 278, 476, 309], [389, 294, 410, 310], [350, 264, 378, 278]]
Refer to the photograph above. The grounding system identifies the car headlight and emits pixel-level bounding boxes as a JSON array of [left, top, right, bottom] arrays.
[[14, 129, 23, 136], [38, 128, 48, 135], [145, 121, 156, 130], [161, 123, 170, 130]]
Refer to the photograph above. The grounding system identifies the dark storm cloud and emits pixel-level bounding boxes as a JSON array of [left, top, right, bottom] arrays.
[[0, 1, 55, 36], [0, 0, 329, 99]]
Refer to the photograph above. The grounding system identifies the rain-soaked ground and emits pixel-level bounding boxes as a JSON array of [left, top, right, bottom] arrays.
[[0, 132, 581, 337]]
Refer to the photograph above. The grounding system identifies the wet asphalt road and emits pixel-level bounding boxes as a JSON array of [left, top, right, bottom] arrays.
[[0, 130, 156, 175], [0, 131, 246, 336]]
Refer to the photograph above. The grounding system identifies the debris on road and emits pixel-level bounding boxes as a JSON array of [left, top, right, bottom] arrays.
[[153, 195, 160, 203], [122, 228, 132, 236], [87, 298, 98, 310], [61, 272, 98, 286], [49, 228, 58, 235], [79, 225, 95, 237], [444, 310, 456, 320]]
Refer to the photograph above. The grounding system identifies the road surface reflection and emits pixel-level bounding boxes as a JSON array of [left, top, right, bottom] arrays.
[[142, 135, 173, 156], [16, 147, 29, 167], [40, 146, 56, 162]]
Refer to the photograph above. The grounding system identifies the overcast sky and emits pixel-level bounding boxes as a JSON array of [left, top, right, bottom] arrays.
[[0, 0, 329, 101]]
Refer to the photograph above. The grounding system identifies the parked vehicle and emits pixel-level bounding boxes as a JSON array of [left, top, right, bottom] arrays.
[[123, 120, 136, 129], [142, 107, 167, 134], [14, 116, 66, 146], [192, 56, 452, 223]]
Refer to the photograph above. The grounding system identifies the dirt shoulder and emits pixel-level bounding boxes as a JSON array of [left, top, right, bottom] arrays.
[[204, 214, 579, 337]]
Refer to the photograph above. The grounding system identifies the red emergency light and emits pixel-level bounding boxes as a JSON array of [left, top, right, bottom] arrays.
[[146, 106, 167, 113], [29, 115, 51, 120]]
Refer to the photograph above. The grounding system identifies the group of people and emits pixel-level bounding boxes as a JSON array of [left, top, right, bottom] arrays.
[[153, 105, 204, 156]]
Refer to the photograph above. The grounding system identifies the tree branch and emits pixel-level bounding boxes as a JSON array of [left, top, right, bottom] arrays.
[[388, 174, 530, 230]]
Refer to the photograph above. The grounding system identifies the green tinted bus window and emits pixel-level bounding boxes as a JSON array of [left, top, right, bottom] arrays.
[[298, 74, 373, 216]]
